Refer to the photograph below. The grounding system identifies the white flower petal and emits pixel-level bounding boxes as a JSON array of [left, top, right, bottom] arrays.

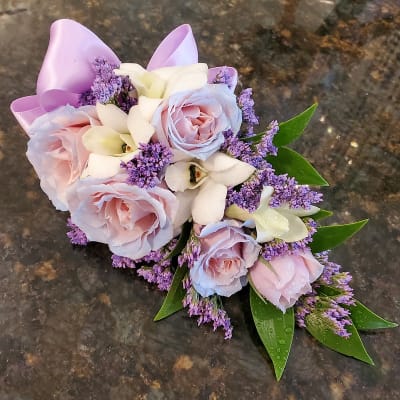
[[137, 96, 163, 121], [277, 211, 309, 242], [119, 133, 137, 152], [173, 190, 198, 234], [260, 186, 274, 204], [225, 204, 252, 222], [201, 152, 255, 186], [82, 153, 135, 179], [82, 126, 124, 155], [165, 162, 192, 191], [163, 64, 208, 98], [277, 204, 320, 217], [96, 103, 128, 133], [192, 180, 227, 225], [127, 106, 155, 146], [144, 71, 166, 98], [165, 161, 207, 191], [253, 207, 290, 243]]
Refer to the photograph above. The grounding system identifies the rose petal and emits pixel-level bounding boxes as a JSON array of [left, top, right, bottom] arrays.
[[96, 103, 128, 133], [191, 179, 227, 225], [301, 249, 324, 282]]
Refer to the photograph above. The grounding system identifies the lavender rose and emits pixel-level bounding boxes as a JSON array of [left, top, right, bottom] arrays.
[[27, 105, 99, 211], [190, 220, 261, 297], [249, 250, 324, 312], [67, 174, 178, 259], [152, 84, 242, 160]]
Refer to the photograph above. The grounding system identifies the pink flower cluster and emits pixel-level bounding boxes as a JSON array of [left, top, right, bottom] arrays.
[[13, 20, 325, 329]]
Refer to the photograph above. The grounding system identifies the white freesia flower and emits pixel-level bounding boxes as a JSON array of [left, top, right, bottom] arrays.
[[81, 102, 155, 178], [114, 63, 209, 119], [225, 186, 319, 243], [165, 152, 255, 226]]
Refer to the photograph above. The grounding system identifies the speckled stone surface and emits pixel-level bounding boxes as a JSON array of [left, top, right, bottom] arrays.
[[0, 1, 399, 399]]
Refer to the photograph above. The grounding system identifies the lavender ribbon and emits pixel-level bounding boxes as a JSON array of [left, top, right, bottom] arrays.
[[10, 20, 237, 133], [10, 19, 120, 132]]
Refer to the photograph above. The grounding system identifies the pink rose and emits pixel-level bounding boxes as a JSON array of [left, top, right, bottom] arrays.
[[249, 250, 324, 312], [67, 175, 178, 259], [152, 84, 242, 160], [26, 105, 98, 211], [190, 220, 261, 297]]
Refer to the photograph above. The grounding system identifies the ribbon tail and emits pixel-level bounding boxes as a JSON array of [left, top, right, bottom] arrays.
[[147, 24, 198, 70], [10, 96, 46, 135]]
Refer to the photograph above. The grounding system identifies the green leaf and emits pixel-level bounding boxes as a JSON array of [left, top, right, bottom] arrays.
[[153, 264, 188, 321], [273, 103, 318, 147], [311, 209, 333, 221], [349, 300, 398, 330], [306, 315, 374, 365], [267, 147, 329, 186], [249, 287, 294, 380], [310, 219, 368, 253], [164, 221, 192, 260]]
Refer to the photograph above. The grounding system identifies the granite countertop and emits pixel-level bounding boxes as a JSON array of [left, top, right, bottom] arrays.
[[0, 1, 399, 399]]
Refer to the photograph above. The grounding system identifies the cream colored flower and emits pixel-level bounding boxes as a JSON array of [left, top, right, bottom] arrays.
[[225, 186, 319, 243], [81, 102, 154, 178], [165, 152, 255, 226]]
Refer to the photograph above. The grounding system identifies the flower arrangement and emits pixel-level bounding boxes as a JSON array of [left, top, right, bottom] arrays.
[[11, 19, 397, 380]]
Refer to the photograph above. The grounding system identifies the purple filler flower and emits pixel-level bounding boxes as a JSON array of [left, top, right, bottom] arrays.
[[79, 58, 137, 113], [295, 252, 355, 338], [121, 143, 172, 188], [67, 218, 88, 245], [183, 283, 233, 339]]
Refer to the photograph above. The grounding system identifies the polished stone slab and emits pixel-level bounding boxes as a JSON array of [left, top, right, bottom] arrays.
[[0, 1, 399, 399]]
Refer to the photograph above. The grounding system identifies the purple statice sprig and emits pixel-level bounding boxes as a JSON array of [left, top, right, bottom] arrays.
[[295, 251, 355, 338], [238, 88, 259, 136], [67, 218, 88, 246], [183, 279, 233, 340], [121, 142, 172, 188], [111, 239, 177, 291], [227, 166, 323, 213], [79, 58, 137, 113]]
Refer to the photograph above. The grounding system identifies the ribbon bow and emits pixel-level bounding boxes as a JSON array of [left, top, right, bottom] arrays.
[[10, 20, 198, 132], [10, 19, 236, 133]]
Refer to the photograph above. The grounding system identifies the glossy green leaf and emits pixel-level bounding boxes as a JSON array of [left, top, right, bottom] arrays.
[[273, 103, 318, 147], [306, 315, 374, 365], [310, 209, 333, 221], [249, 287, 294, 380], [154, 264, 188, 321], [267, 146, 329, 186], [164, 221, 192, 260], [349, 300, 398, 330], [310, 219, 368, 253]]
